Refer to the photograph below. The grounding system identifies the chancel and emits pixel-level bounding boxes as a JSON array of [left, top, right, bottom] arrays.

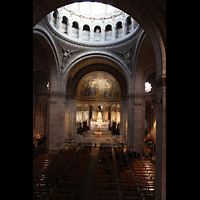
[[33, 1, 166, 200], [90, 106, 109, 130]]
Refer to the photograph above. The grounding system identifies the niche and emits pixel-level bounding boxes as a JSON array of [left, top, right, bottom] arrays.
[[94, 26, 101, 41], [72, 21, 79, 38], [61, 16, 68, 34], [53, 10, 59, 28], [105, 24, 112, 41], [116, 21, 122, 38], [126, 16, 132, 34], [83, 24, 90, 41]]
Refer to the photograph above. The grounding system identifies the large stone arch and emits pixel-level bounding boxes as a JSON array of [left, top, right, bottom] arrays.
[[33, 0, 166, 78], [62, 51, 130, 95], [64, 53, 129, 143], [33, 24, 60, 91]]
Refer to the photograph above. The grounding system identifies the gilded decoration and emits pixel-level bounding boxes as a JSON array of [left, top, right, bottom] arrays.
[[76, 71, 121, 99]]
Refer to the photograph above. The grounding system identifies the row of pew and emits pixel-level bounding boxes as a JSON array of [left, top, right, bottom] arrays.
[[33, 145, 155, 200], [50, 146, 92, 200], [130, 157, 155, 200], [92, 146, 119, 200], [33, 147, 76, 200], [114, 147, 143, 200]]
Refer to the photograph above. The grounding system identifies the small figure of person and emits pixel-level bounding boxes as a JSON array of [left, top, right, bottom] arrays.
[[149, 152, 152, 160], [120, 162, 124, 169], [145, 151, 148, 158], [137, 152, 140, 158]]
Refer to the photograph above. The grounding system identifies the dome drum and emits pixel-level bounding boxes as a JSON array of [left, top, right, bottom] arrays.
[[47, 2, 139, 46]]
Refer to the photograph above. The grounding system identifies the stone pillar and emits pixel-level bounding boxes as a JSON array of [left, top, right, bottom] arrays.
[[79, 24, 82, 40], [132, 94, 145, 154], [127, 93, 145, 154], [122, 22, 125, 37], [155, 76, 166, 200], [65, 95, 76, 140], [127, 93, 134, 150], [131, 18, 134, 31], [56, 16, 60, 30], [90, 27, 94, 41], [101, 27, 105, 41], [120, 96, 128, 141], [68, 21, 72, 37], [48, 91, 65, 153], [112, 26, 116, 40]]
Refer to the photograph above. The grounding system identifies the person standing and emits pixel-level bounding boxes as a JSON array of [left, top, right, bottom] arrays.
[[149, 152, 152, 160]]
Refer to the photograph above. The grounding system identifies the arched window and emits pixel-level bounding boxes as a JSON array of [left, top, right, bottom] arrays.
[[83, 25, 90, 41], [72, 21, 79, 29], [94, 26, 101, 33], [61, 16, 68, 34], [105, 24, 112, 41], [53, 10, 59, 27], [116, 21, 122, 38], [126, 16, 132, 34], [94, 26, 101, 41], [83, 24, 90, 31], [72, 21, 79, 38]]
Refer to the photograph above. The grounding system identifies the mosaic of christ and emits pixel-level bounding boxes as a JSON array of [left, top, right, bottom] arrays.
[[76, 71, 121, 99]]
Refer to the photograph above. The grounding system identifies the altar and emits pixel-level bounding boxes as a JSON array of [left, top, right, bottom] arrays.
[[90, 111, 109, 130], [90, 121, 109, 130]]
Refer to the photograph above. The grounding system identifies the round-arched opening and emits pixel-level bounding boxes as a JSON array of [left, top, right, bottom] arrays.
[[75, 71, 122, 132], [97, 105, 103, 112], [76, 71, 121, 100], [46, 1, 140, 46]]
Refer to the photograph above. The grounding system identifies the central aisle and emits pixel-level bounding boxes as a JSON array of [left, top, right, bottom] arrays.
[[76, 147, 100, 200]]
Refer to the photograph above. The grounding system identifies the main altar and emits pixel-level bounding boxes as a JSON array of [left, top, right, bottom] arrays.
[[90, 111, 109, 130]]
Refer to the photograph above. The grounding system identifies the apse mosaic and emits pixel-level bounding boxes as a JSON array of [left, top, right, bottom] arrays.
[[76, 71, 121, 99]]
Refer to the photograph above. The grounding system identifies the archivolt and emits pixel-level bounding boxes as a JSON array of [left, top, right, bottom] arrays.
[[62, 51, 131, 94]]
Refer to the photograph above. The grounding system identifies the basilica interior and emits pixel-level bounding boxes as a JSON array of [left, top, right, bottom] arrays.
[[33, 1, 166, 200]]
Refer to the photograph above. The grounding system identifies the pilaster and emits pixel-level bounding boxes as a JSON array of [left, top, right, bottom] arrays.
[[132, 93, 145, 154], [127, 93, 134, 150], [127, 93, 145, 154], [155, 76, 166, 200], [65, 95, 76, 140], [48, 91, 65, 152]]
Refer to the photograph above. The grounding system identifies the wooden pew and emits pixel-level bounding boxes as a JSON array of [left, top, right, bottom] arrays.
[[130, 157, 155, 199], [33, 187, 49, 200]]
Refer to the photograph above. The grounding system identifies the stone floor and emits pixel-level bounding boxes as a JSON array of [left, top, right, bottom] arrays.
[[76, 147, 99, 200], [75, 131, 118, 146]]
